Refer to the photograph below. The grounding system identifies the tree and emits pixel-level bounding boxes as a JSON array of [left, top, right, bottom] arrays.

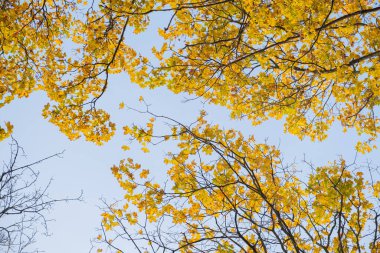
[[117, 0, 380, 152], [0, 0, 120, 144], [1, 0, 380, 252], [2, 0, 380, 151], [0, 0, 77, 140], [0, 138, 80, 253], [97, 112, 380, 252]]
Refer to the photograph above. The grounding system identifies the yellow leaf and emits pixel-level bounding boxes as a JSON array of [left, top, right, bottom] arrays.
[[122, 145, 130, 151]]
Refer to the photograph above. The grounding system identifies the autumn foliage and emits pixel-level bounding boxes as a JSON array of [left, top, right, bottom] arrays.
[[1, 0, 380, 252], [97, 112, 380, 252]]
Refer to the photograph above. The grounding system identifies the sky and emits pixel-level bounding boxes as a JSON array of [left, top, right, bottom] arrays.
[[0, 13, 379, 253]]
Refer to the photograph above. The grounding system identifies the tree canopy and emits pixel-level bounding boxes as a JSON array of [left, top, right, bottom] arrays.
[[0, 0, 75, 139], [99, 113, 380, 252], [1, 0, 380, 252], [2, 0, 380, 150], [123, 0, 380, 152]]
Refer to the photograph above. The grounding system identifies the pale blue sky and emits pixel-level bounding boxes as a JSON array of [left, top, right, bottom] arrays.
[[0, 13, 379, 253]]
